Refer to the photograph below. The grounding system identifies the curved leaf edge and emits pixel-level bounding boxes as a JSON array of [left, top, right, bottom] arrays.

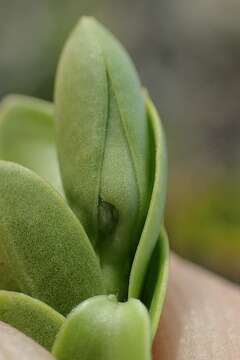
[[0, 161, 105, 315], [141, 228, 169, 337], [0, 95, 64, 196], [128, 94, 168, 299], [52, 294, 152, 360], [0, 290, 64, 350]]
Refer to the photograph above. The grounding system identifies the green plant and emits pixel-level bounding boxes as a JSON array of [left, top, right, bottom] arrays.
[[0, 17, 168, 359]]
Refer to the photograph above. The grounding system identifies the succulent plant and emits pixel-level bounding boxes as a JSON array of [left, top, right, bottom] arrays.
[[0, 17, 168, 360]]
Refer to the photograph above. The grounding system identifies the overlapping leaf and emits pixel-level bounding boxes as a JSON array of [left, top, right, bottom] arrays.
[[0, 95, 62, 194], [0, 291, 64, 350], [0, 161, 104, 315], [129, 95, 168, 336], [55, 17, 153, 299], [0, 16, 169, 359]]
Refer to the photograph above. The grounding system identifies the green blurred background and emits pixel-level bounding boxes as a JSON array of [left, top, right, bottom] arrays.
[[0, 0, 239, 282]]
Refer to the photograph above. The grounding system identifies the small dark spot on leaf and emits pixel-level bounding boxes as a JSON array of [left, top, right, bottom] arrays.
[[98, 197, 119, 235]]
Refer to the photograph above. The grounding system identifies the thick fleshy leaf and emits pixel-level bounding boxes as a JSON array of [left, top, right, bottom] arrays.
[[0, 96, 63, 290], [0, 291, 64, 350], [55, 17, 152, 299], [0, 322, 54, 360], [153, 254, 240, 359], [140, 228, 169, 337], [0, 161, 105, 315], [129, 95, 168, 333], [52, 295, 151, 360], [0, 95, 63, 194]]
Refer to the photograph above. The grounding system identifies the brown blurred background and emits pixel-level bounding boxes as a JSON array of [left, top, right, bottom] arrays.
[[0, 0, 239, 282]]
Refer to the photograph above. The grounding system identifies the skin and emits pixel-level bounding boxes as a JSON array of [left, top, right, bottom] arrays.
[[0, 92, 168, 339], [2, 15, 238, 360], [153, 253, 240, 359], [0, 19, 169, 346], [0, 322, 54, 360], [0, 254, 239, 359], [0, 291, 64, 351], [0, 90, 168, 356]]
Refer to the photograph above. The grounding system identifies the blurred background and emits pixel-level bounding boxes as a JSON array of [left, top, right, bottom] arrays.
[[0, 0, 239, 283]]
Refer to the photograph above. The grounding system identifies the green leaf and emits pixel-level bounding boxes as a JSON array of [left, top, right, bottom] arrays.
[[128, 95, 168, 335], [0, 96, 64, 290], [52, 295, 151, 360], [0, 161, 105, 315], [0, 290, 64, 350], [55, 17, 152, 299], [0, 95, 63, 195], [140, 228, 169, 337]]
